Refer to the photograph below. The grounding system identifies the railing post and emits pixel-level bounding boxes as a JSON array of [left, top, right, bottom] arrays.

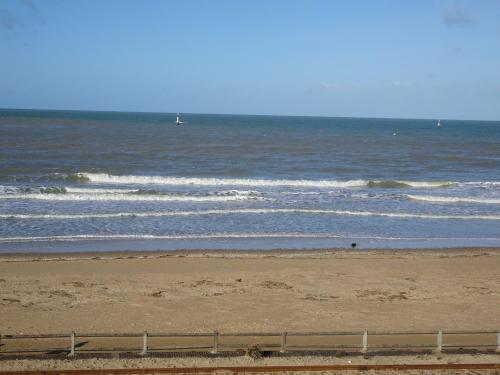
[[280, 332, 287, 353], [141, 331, 148, 356], [362, 331, 368, 353], [69, 332, 75, 357], [436, 330, 442, 353], [211, 331, 219, 354], [496, 331, 500, 352]]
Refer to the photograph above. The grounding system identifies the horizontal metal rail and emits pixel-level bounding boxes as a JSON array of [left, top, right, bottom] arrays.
[[286, 331, 364, 336], [359, 331, 437, 336], [72, 333, 144, 338], [138, 346, 214, 351], [220, 332, 282, 337], [444, 330, 498, 335], [147, 332, 213, 338], [0, 334, 69, 339], [1, 329, 499, 357]]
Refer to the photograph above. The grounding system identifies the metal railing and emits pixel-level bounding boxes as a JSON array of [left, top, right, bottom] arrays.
[[1, 330, 499, 357]]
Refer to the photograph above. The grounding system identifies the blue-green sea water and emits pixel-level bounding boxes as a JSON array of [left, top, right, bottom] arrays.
[[1, 109, 499, 252]]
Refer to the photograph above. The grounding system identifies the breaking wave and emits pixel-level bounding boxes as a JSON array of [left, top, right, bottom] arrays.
[[0, 193, 260, 202], [0, 233, 344, 243], [1, 233, 499, 244], [50, 173, 91, 183], [367, 180, 452, 188], [65, 187, 138, 194], [2, 208, 499, 220], [407, 195, 500, 204], [1, 185, 264, 197], [76, 173, 454, 189], [4, 173, 499, 190]]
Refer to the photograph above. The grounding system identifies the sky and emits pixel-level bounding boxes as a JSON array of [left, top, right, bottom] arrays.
[[1, 0, 500, 120]]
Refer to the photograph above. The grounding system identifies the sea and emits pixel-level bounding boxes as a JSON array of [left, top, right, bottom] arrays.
[[1, 109, 499, 253]]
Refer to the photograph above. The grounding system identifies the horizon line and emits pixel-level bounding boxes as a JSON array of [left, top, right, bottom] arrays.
[[1, 106, 499, 123]]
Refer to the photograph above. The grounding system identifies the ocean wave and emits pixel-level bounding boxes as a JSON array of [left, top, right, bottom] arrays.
[[4, 174, 499, 190], [0, 185, 264, 197], [50, 173, 91, 183], [0, 173, 91, 183], [368, 180, 451, 188], [2, 208, 499, 220], [0, 193, 260, 202], [0, 233, 343, 243], [3, 173, 500, 190], [407, 194, 500, 204], [65, 187, 139, 194], [1, 233, 499, 244], [209, 189, 263, 196], [458, 181, 500, 188], [76, 173, 454, 189], [80, 173, 367, 187]]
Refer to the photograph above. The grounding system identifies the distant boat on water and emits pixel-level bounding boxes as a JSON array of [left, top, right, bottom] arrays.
[[437, 119, 442, 127], [176, 113, 184, 126]]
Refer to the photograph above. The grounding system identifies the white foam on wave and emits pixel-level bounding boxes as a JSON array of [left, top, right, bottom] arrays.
[[0, 233, 343, 243], [407, 194, 500, 204], [78, 173, 461, 189], [0, 185, 264, 197], [65, 187, 138, 194], [0, 186, 137, 195], [2, 208, 499, 220], [459, 181, 500, 188], [212, 190, 263, 196], [396, 181, 451, 188], [1, 232, 499, 244], [0, 185, 23, 194], [0, 193, 258, 202], [79, 173, 369, 188]]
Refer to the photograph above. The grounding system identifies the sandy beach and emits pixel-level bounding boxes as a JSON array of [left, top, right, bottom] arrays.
[[1, 248, 500, 371], [1, 248, 500, 334]]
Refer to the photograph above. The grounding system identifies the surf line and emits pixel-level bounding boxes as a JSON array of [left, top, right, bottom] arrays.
[[1, 208, 500, 220], [75, 173, 454, 188], [1, 233, 500, 244]]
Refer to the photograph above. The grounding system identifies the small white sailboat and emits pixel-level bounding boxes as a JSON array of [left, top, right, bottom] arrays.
[[437, 119, 442, 127], [176, 113, 184, 126]]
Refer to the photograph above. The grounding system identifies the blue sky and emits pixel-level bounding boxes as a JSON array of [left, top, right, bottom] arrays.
[[1, 0, 500, 120]]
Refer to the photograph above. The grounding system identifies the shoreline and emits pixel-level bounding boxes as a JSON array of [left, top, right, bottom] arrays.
[[1, 246, 500, 261]]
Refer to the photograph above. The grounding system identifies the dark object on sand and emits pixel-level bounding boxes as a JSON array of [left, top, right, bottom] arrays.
[[246, 345, 263, 359], [351, 243, 357, 248]]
